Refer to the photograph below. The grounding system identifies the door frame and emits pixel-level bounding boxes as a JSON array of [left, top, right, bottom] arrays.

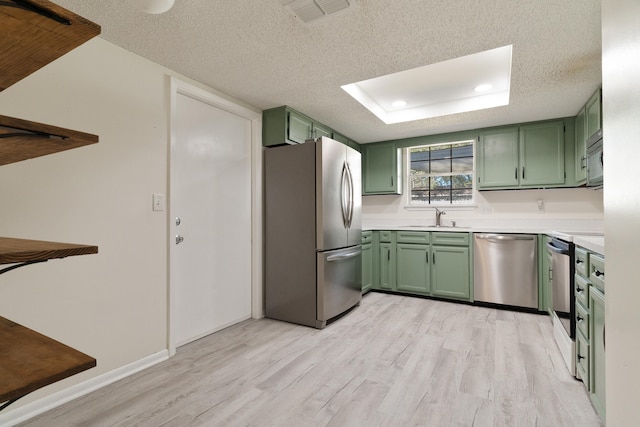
[[168, 77, 262, 356]]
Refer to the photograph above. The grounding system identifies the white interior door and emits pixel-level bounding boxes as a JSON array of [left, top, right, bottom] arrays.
[[171, 85, 252, 348]]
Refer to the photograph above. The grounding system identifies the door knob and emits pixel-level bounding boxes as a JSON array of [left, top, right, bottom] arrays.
[[176, 217, 181, 226], [176, 235, 184, 245]]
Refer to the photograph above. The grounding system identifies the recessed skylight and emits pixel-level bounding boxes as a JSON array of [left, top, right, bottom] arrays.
[[341, 45, 512, 124]]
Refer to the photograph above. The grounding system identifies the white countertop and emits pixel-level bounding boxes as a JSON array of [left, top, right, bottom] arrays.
[[363, 224, 605, 255], [572, 235, 605, 255]]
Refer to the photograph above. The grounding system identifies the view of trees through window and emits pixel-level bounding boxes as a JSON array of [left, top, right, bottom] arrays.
[[409, 141, 474, 205]]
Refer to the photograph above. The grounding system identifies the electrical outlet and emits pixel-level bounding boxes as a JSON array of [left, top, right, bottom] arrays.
[[537, 199, 544, 214]]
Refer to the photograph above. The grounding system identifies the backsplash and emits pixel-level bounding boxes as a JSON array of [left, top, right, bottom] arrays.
[[362, 187, 604, 232]]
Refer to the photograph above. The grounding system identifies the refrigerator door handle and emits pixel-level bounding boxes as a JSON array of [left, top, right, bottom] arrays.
[[340, 161, 349, 228], [345, 161, 354, 228], [326, 247, 362, 262]]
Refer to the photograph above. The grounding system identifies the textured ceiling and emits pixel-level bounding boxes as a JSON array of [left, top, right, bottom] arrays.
[[52, 0, 601, 143]]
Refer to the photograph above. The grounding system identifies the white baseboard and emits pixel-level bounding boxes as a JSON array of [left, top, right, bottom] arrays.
[[0, 350, 169, 427]]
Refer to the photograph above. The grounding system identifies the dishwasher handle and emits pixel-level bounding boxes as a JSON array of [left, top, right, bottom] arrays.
[[475, 233, 536, 242], [546, 241, 570, 255]]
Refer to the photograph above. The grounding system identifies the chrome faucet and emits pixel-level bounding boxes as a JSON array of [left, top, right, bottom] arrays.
[[434, 207, 446, 227]]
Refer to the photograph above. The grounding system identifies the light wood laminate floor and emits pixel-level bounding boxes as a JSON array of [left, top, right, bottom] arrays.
[[20, 293, 602, 426]]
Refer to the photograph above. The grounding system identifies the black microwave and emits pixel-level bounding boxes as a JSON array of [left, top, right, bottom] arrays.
[[587, 129, 603, 187]]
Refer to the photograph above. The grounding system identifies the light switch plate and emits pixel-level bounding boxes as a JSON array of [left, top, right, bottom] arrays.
[[153, 193, 165, 211]]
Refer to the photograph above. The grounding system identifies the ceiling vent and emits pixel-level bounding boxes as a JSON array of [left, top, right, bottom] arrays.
[[281, 0, 352, 23]]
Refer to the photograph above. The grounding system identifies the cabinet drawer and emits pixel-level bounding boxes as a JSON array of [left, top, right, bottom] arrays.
[[431, 232, 469, 246], [576, 331, 590, 387], [589, 254, 605, 291], [575, 301, 589, 339], [575, 274, 590, 309], [575, 247, 589, 277], [396, 231, 430, 244], [379, 230, 394, 243], [361, 231, 372, 244]]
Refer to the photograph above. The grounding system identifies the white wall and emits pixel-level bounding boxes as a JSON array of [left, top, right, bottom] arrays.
[[602, 0, 640, 424], [0, 37, 257, 413]]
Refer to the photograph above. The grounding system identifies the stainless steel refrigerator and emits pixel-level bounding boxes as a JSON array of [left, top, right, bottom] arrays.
[[264, 136, 362, 328]]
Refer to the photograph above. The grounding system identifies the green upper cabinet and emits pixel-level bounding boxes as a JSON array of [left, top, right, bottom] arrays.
[[575, 106, 588, 185], [586, 88, 602, 141], [362, 142, 401, 195], [287, 110, 313, 144], [477, 120, 565, 190], [477, 127, 519, 188], [312, 121, 332, 139], [262, 105, 360, 148], [519, 121, 565, 187]]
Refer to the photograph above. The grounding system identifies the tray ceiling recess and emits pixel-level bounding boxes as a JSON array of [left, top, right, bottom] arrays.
[[342, 45, 513, 124], [280, 0, 353, 23]]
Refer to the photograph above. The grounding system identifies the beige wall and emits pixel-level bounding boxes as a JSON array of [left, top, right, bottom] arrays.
[[602, 0, 640, 424], [0, 38, 223, 408]]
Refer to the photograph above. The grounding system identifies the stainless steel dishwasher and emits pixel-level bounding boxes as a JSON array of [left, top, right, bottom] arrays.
[[473, 233, 538, 309]]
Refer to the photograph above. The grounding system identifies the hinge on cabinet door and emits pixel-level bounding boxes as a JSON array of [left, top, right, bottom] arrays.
[[1, 1, 72, 25]]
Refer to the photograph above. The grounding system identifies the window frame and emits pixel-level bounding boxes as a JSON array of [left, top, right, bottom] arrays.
[[404, 139, 476, 208]]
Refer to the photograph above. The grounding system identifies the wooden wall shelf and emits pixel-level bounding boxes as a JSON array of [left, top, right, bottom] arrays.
[[0, 237, 98, 265], [0, 316, 96, 405], [0, 0, 101, 91], [0, 115, 99, 166]]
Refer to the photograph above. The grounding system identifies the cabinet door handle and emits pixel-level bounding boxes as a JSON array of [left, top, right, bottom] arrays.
[[391, 176, 394, 187], [522, 166, 525, 179], [426, 252, 429, 264], [387, 249, 390, 262], [432, 252, 435, 264], [594, 270, 604, 278], [577, 354, 585, 361], [576, 286, 584, 293], [515, 167, 517, 180], [576, 259, 583, 265], [576, 315, 583, 322]]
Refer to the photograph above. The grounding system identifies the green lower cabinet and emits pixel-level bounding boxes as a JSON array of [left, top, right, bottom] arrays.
[[589, 285, 606, 419], [396, 243, 430, 294], [575, 330, 590, 386], [431, 245, 470, 300], [373, 231, 472, 302], [379, 242, 395, 291], [362, 242, 372, 293]]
